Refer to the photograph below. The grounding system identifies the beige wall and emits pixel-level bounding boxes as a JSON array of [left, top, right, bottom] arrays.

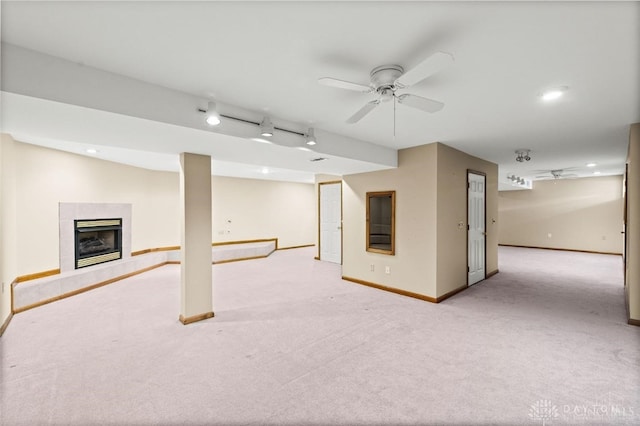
[[343, 143, 438, 296], [212, 175, 315, 248], [14, 142, 181, 274], [1, 135, 18, 328], [6, 139, 315, 278], [343, 142, 497, 299], [314, 174, 343, 258], [498, 175, 624, 254], [436, 143, 498, 296], [626, 123, 640, 322]]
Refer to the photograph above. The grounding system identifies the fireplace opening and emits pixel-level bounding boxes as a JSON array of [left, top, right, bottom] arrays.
[[75, 219, 122, 269]]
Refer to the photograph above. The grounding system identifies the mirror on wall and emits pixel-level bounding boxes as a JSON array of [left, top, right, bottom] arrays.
[[366, 191, 395, 255]]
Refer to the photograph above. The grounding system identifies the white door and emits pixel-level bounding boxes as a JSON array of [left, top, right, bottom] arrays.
[[468, 172, 486, 285], [320, 182, 342, 264]]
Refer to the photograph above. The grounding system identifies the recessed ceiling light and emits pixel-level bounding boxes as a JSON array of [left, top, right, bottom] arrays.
[[261, 167, 269, 174], [593, 171, 601, 175], [541, 86, 568, 101], [586, 162, 597, 167], [86, 148, 98, 154]]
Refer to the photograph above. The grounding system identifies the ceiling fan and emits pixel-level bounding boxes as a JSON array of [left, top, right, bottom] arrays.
[[535, 169, 579, 180], [318, 51, 454, 126]]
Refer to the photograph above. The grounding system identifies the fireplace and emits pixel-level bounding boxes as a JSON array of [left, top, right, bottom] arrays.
[[74, 218, 123, 269]]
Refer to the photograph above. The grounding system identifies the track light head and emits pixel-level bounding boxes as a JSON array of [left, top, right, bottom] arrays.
[[515, 149, 531, 163], [305, 128, 317, 146], [260, 117, 274, 137], [205, 101, 220, 126]]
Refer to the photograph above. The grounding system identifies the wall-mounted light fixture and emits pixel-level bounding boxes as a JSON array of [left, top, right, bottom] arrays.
[[515, 149, 531, 162], [260, 117, 274, 137]]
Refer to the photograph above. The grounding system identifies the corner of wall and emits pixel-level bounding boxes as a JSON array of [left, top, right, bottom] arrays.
[[626, 123, 640, 322], [435, 142, 499, 298], [1, 134, 18, 330]]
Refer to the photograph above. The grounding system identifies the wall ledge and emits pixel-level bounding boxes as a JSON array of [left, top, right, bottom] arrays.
[[11, 239, 285, 314], [499, 244, 622, 256]]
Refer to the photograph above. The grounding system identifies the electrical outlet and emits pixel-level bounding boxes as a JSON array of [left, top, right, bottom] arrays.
[[385, 266, 390, 274], [370, 264, 375, 272]]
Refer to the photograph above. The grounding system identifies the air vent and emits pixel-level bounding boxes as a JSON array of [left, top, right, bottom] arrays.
[[310, 157, 327, 162]]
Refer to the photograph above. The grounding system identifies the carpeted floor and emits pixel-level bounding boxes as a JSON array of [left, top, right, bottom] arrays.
[[1, 246, 638, 425]]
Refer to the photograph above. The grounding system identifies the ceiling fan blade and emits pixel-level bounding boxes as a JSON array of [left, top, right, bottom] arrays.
[[346, 100, 380, 124], [397, 93, 444, 113], [394, 51, 454, 88], [318, 77, 372, 93]]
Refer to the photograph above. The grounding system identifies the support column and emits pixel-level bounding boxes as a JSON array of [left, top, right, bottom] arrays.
[[179, 153, 214, 324]]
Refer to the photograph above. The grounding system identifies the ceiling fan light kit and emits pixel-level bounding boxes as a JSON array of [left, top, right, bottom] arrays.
[[318, 51, 454, 128], [534, 169, 579, 180]]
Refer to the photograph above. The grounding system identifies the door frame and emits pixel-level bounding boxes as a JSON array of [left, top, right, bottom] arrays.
[[623, 163, 628, 285], [317, 181, 343, 263], [467, 170, 487, 286]]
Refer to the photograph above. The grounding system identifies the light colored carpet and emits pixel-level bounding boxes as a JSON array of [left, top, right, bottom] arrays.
[[1, 246, 638, 425]]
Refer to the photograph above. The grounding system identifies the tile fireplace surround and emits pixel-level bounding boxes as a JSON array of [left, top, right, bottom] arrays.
[[59, 203, 132, 272]]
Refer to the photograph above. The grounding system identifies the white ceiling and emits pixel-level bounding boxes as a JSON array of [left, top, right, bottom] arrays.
[[1, 1, 639, 188]]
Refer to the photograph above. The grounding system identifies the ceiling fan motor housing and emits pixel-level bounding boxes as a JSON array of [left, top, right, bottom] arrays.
[[370, 65, 404, 91]]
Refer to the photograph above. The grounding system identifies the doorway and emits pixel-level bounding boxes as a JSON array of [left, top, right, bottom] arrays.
[[468, 171, 486, 285], [319, 181, 342, 264]]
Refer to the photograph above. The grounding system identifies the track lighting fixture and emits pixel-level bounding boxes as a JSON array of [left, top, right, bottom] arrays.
[[260, 116, 274, 137], [515, 149, 531, 162], [507, 174, 529, 187], [197, 103, 316, 146], [305, 128, 317, 146], [204, 101, 221, 126]]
